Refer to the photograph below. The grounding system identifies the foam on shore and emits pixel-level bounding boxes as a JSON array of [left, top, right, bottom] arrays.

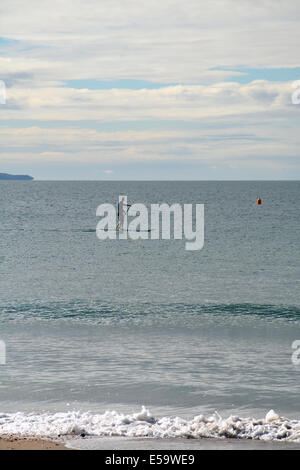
[[1, 407, 300, 442]]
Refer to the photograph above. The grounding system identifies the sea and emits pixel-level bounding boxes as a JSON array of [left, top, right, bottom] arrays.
[[0, 181, 300, 446]]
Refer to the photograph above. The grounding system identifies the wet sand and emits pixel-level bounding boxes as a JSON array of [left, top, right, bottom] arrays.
[[1, 435, 300, 450], [65, 436, 300, 450], [0, 437, 68, 450]]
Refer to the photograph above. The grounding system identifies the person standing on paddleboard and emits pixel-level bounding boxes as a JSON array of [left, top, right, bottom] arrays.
[[117, 197, 131, 231]]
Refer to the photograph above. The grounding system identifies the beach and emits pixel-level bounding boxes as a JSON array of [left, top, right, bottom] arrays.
[[64, 436, 300, 450], [0, 437, 67, 450], [1, 436, 300, 450], [1, 0, 300, 453]]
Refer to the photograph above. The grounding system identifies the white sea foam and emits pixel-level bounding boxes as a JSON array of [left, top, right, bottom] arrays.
[[1, 407, 300, 442]]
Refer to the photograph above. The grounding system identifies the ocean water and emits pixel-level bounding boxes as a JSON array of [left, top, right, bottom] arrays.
[[0, 181, 300, 443]]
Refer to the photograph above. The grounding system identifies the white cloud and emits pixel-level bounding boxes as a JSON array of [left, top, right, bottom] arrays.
[[2, 80, 295, 122], [0, 0, 300, 177], [0, 116, 299, 170], [1, 0, 300, 85]]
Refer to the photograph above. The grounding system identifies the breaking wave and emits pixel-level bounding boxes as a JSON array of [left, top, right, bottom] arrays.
[[1, 407, 300, 442]]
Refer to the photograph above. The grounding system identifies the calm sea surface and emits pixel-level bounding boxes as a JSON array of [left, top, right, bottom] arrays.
[[0, 181, 300, 438]]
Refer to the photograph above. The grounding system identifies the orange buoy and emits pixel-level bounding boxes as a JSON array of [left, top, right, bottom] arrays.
[[257, 197, 262, 205]]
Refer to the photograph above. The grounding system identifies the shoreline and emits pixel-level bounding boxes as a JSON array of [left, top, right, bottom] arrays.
[[64, 436, 300, 450], [1, 435, 300, 450]]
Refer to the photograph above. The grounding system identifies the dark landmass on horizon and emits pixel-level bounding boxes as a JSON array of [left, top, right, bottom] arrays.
[[0, 173, 34, 181]]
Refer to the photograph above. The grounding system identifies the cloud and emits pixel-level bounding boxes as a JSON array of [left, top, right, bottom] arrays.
[[1, 80, 295, 122], [1, 0, 300, 178], [0, 117, 299, 171], [1, 0, 300, 85]]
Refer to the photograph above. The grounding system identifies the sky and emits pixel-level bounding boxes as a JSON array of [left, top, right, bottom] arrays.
[[0, 0, 300, 180]]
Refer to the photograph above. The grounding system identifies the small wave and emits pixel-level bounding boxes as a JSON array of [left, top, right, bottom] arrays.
[[1, 407, 300, 442], [1, 301, 300, 326]]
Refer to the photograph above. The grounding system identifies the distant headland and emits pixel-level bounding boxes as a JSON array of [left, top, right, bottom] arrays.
[[0, 173, 34, 181]]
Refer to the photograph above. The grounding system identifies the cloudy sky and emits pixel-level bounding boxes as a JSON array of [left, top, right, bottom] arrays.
[[0, 0, 300, 179]]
